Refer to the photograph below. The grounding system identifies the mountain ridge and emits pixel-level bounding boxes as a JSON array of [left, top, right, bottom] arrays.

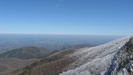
[[0, 46, 53, 59], [57, 44, 95, 50], [0, 36, 132, 75]]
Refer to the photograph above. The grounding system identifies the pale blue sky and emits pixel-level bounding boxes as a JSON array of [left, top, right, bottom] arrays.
[[0, 0, 133, 35]]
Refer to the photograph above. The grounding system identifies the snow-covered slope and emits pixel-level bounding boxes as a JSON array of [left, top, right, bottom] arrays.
[[59, 36, 131, 75]]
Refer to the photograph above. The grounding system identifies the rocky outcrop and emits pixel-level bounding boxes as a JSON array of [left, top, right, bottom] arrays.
[[105, 37, 133, 75]]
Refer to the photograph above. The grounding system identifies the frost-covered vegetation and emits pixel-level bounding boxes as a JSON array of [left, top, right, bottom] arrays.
[[60, 36, 131, 75]]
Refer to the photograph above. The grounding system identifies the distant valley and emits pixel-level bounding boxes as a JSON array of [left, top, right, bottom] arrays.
[[0, 34, 125, 53]]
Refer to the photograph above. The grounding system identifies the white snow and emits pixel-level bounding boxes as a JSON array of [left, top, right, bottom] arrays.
[[60, 36, 131, 75]]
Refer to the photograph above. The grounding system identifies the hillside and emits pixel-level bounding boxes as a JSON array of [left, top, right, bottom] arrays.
[[1, 36, 132, 75], [0, 58, 37, 73], [57, 44, 95, 50], [1, 50, 75, 75], [0, 46, 53, 59]]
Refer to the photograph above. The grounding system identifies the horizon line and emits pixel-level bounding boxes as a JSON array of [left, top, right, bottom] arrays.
[[0, 33, 129, 36]]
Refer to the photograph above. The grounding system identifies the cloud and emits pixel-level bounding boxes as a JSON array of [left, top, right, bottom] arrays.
[[53, 0, 66, 8], [58, 0, 66, 3]]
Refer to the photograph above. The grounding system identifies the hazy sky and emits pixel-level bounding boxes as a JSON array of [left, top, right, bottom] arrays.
[[0, 0, 133, 35]]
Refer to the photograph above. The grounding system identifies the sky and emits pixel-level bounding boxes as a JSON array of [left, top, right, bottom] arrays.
[[0, 0, 133, 35]]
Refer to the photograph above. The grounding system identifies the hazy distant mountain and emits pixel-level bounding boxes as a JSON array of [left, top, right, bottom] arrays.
[[57, 44, 95, 50], [0, 34, 125, 53], [0, 46, 53, 59]]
